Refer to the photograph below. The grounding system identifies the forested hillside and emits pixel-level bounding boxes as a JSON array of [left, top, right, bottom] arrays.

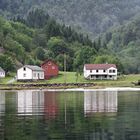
[[0, 13, 96, 74], [1, 0, 140, 36], [94, 16, 140, 74], [0, 1, 140, 74]]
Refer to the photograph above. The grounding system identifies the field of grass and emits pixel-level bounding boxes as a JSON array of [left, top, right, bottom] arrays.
[[0, 71, 140, 88], [48, 72, 140, 87]]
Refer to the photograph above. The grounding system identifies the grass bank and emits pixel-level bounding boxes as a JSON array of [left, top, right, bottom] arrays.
[[0, 72, 140, 89]]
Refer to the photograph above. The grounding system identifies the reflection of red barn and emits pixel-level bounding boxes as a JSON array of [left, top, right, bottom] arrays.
[[41, 60, 59, 79], [44, 92, 58, 119]]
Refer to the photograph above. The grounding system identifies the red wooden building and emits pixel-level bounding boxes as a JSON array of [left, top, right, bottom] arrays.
[[41, 60, 59, 79]]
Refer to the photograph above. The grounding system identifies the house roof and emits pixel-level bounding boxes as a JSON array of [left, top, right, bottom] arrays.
[[84, 64, 117, 70], [41, 59, 58, 66], [24, 65, 44, 71], [0, 67, 5, 72]]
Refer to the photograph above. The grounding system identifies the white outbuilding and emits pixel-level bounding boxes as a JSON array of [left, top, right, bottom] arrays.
[[17, 65, 44, 81], [0, 67, 5, 78], [84, 64, 117, 80]]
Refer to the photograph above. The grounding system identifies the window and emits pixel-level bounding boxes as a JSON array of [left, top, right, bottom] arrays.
[[96, 70, 98, 73], [113, 70, 115, 73], [23, 73, 26, 77], [52, 66, 55, 69], [90, 70, 92, 73], [48, 62, 51, 65], [23, 67, 26, 71], [103, 70, 106, 72], [109, 70, 112, 73]]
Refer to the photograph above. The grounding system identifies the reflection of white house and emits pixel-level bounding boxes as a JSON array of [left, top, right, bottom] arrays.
[[0, 93, 5, 115], [0, 67, 5, 78], [17, 65, 44, 81], [17, 90, 44, 115], [84, 64, 117, 80], [84, 91, 118, 115]]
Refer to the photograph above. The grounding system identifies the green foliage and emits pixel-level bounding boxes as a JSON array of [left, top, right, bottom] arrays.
[[1, 0, 140, 37], [95, 16, 140, 74], [0, 54, 15, 73]]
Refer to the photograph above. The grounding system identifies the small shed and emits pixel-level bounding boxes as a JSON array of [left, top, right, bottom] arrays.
[[0, 67, 5, 78], [41, 60, 59, 79]]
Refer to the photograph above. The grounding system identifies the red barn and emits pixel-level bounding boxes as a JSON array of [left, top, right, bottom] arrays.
[[41, 60, 59, 79]]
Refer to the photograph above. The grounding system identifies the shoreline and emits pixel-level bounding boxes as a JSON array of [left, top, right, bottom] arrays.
[[0, 83, 139, 91]]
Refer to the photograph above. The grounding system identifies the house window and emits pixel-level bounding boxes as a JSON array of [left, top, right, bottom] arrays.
[[23, 67, 26, 71], [90, 70, 92, 73], [109, 70, 112, 73], [48, 62, 51, 65], [103, 70, 106, 72], [23, 73, 26, 77], [52, 66, 55, 69], [113, 70, 115, 73], [96, 70, 98, 73]]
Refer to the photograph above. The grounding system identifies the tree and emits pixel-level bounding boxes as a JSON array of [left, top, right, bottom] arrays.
[[0, 55, 15, 73]]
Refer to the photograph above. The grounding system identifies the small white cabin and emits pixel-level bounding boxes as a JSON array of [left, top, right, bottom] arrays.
[[0, 67, 5, 78], [84, 64, 117, 80], [17, 65, 44, 81]]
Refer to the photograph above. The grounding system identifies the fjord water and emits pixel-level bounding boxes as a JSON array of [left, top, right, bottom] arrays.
[[0, 90, 140, 140]]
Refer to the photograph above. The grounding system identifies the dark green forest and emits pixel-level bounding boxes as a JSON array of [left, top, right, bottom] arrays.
[[1, 0, 140, 36], [0, 0, 140, 74]]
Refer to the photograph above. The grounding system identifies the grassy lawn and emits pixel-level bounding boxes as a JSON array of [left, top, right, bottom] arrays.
[[1, 71, 139, 88], [48, 72, 140, 87], [0, 76, 13, 84]]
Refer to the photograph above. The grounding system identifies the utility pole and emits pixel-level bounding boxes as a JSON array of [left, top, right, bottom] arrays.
[[64, 53, 67, 127], [64, 53, 66, 84]]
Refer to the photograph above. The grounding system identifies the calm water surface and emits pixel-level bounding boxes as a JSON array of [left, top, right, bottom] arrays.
[[0, 90, 140, 140]]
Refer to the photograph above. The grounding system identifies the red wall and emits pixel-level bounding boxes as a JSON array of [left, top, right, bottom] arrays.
[[41, 60, 59, 79]]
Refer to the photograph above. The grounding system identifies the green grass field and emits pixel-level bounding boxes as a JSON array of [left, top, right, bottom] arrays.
[[48, 72, 140, 87], [1, 71, 140, 88]]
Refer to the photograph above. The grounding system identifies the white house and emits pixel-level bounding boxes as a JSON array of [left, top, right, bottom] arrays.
[[0, 67, 5, 78], [17, 65, 44, 81], [84, 64, 117, 80]]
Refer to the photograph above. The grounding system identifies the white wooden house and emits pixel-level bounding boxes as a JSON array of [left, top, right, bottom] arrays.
[[17, 65, 44, 81], [0, 67, 5, 78], [84, 64, 117, 80]]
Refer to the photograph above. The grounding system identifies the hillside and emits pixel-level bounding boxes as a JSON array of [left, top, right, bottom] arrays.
[[94, 16, 140, 74], [0, 14, 96, 73], [1, 0, 140, 37]]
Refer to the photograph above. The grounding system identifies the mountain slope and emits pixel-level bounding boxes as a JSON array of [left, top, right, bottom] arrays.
[[95, 16, 140, 74], [1, 0, 140, 37]]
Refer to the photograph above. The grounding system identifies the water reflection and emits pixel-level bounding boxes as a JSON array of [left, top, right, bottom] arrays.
[[0, 92, 5, 116], [0, 90, 140, 140], [84, 91, 118, 116], [17, 90, 44, 115], [44, 91, 58, 119]]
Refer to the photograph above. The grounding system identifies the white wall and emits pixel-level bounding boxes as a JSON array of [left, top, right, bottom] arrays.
[[0, 71, 5, 78], [84, 66, 117, 80], [32, 71, 44, 80], [17, 67, 32, 80]]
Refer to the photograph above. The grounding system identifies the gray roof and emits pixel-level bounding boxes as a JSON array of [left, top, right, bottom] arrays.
[[24, 65, 44, 71], [0, 67, 5, 72]]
